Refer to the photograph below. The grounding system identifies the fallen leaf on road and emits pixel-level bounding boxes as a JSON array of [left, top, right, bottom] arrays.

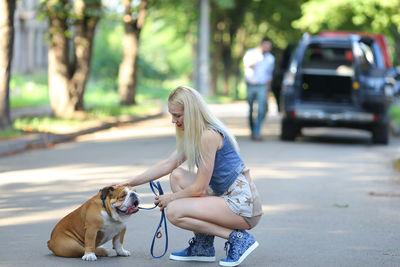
[[332, 203, 349, 208]]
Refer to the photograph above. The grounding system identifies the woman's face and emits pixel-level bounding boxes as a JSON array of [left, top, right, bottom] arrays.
[[168, 102, 184, 130]]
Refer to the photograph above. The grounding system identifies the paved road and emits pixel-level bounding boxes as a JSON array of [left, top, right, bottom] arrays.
[[1, 102, 400, 267]]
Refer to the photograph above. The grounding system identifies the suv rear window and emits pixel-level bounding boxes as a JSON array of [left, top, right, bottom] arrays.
[[302, 44, 353, 69]]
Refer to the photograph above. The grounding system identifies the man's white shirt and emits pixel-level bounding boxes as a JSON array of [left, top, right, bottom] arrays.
[[243, 48, 275, 85]]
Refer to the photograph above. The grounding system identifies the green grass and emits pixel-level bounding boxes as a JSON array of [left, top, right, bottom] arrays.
[[6, 73, 170, 137], [13, 116, 96, 133], [206, 95, 235, 104], [390, 105, 400, 127], [11, 100, 162, 135], [10, 72, 49, 108], [0, 127, 23, 140], [9, 72, 183, 108], [5, 71, 244, 139], [84, 78, 174, 106], [86, 102, 160, 118]]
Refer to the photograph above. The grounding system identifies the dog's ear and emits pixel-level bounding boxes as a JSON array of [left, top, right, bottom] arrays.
[[101, 186, 115, 198]]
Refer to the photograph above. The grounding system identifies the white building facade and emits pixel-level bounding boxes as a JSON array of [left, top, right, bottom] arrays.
[[12, 0, 48, 73]]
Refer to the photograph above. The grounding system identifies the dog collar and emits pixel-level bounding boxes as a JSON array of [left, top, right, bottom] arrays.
[[99, 190, 106, 209]]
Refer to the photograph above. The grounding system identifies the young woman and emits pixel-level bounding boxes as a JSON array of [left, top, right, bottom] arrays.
[[119, 86, 263, 266]]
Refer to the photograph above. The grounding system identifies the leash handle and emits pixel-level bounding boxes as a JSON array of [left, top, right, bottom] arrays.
[[140, 181, 168, 258], [150, 208, 168, 258], [150, 180, 164, 195]]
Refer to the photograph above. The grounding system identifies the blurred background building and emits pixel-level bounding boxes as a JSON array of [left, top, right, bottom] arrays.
[[12, 0, 48, 73]]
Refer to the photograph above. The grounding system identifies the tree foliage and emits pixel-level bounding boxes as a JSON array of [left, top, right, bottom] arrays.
[[293, 0, 400, 64], [208, 0, 304, 96]]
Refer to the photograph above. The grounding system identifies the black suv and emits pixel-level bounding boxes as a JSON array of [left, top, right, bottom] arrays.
[[280, 33, 393, 144]]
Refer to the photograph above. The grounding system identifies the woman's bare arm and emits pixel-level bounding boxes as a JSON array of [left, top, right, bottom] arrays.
[[155, 130, 222, 209], [121, 150, 181, 186]]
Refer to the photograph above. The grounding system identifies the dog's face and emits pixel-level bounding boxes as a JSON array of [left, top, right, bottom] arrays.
[[101, 185, 140, 221]]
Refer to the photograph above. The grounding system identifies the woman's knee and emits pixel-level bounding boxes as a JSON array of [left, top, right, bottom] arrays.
[[170, 168, 194, 192], [165, 200, 181, 224], [170, 168, 183, 191], [170, 168, 185, 182]]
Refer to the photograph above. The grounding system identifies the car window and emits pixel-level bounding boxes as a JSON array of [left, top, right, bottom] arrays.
[[358, 42, 376, 68], [302, 45, 353, 69]]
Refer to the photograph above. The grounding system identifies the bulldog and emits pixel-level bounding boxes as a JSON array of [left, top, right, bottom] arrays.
[[47, 185, 140, 261]]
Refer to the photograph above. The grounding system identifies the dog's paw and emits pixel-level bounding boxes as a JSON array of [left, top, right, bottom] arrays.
[[95, 246, 110, 257], [82, 252, 97, 261], [116, 248, 131, 257]]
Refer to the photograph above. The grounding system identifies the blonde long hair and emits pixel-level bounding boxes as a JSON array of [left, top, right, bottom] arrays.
[[168, 86, 239, 171]]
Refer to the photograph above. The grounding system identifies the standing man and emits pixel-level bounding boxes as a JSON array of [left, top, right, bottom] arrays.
[[243, 38, 275, 141]]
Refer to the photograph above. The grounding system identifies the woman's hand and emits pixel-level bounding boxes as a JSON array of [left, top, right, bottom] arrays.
[[154, 193, 175, 211], [107, 182, 127, 188]]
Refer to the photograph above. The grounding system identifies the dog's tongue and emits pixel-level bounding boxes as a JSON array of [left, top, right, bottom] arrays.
[[126, 206, 138, 214]]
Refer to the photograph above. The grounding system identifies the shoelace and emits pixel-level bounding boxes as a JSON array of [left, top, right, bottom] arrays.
[[186, 237, 196, 253], [189, 237, 196, 246], [224, 241, 232, 257]]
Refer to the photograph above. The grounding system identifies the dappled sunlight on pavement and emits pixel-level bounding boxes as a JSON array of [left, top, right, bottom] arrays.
[[0, 165, 139, 185], [0, 166, 169, 228], [0, 162, 171, 185], [77, 116, 176, 142], [0, 205, 79, 227]]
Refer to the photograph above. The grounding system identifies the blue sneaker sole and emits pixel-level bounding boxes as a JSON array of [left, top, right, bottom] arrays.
[[169, 254, 216, 262], [219, 241, 259, 266]]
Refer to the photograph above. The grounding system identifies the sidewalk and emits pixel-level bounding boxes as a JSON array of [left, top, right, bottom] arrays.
[[1, 106, 164, 158]]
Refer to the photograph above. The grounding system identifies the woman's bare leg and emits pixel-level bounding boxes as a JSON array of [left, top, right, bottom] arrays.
[[168, 167, 249, 239], [169, 167, 197, 193], [167, 167, 258, 265], [166, 196, 249, 239]]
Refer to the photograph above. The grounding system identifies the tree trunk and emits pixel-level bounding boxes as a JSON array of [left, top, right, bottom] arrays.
[[118, 0, 147, 106], [70, 0, 101, 110], [48, 8, 74, 117], [196, 0, 210, 96], [46, 0, 101, 117], [233, 27, 246, 98], [222, 43, 231, 96], [0, 0, 15, 129], [210, 35, 223, 96], [210, 9, 224, 96]]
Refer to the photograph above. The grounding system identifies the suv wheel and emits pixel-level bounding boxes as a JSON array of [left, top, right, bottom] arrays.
[[281, 118, 299, 141], [371, 121, 389, 145]]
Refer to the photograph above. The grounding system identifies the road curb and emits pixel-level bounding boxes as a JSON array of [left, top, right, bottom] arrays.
[[0, 112, 164, 158]]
